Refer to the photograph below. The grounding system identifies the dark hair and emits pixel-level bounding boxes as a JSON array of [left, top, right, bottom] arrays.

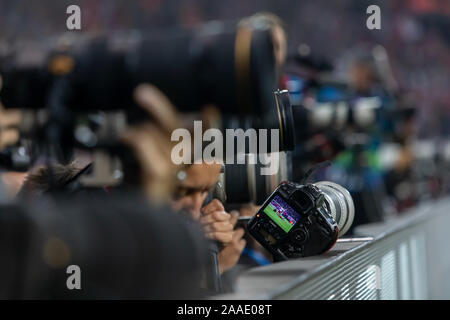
[[16, 163, 83, 198]]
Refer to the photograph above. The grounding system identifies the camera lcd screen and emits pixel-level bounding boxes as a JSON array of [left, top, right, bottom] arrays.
[[263, 194, 301, 233]]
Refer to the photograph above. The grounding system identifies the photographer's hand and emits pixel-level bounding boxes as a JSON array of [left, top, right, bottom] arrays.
[[121, 84, 182, 203], [200, 199, 234, 245], [217, 213, 246, 274]]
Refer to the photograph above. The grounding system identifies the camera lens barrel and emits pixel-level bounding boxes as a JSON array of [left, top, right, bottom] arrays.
[[0, 22, 277, 118], [314, 181, 354, 237], [273, 90, 295, 151], [222, 151, 292, 205]]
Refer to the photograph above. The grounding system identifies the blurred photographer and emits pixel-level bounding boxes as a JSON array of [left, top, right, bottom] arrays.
[[0, 76, 25, 199], [120, 83, 246, 292], [173, 163, 246, 274], [0, 81, 212, 298], [0, 13, 281, 295], [172, 162, 246, 275]]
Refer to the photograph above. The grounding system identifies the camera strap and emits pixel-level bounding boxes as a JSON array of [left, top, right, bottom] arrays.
[[206, 240, 223, 294], [301, 160, 332, 184]]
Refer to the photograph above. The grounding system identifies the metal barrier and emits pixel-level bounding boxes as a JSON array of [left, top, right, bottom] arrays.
[[220, 197, 450, 299]]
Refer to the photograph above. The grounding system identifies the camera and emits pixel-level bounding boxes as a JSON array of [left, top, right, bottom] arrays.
[[0, 22, 279, 169], [216, 151, 292, 205], [0, 21, 276, 117], [247, 180, 354, 260], [212, 90, 294, 205]]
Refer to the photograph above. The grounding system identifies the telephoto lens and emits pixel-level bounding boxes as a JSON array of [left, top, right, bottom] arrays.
[[0, 20, 276, 117], [253, 89, 295, 152], [216, 151, 292, 205], [221, 89, 296, 153], [247, 180, 355, 260]]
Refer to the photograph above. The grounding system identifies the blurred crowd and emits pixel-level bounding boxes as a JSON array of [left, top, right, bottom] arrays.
[[1, 0, 448, 136]]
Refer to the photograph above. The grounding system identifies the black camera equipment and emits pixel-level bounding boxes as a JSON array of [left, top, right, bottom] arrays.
[[205, 90, 293, 206], [211, 89, 294, 205], [246, 179, 354, 260], [0, 21, 278, 179], [214, 92, 384, 206], [235, 216, 252, 229], [215, 151, 292, 205], [0, 21, 276, 116], [223, 89, 295, 153]]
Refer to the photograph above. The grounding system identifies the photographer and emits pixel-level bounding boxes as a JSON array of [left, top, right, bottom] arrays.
[[0, 80, 215, 298], [172, 162, 246, 275], [0, 13, 280, 296], [113, 83, 248, 294], [121, 82, 247, 277]]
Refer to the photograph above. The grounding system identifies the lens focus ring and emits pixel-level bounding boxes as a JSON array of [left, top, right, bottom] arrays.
[[314, 181, 355, 237]]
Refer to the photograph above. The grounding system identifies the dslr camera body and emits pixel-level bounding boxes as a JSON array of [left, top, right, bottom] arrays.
[[247, 180, 354, 260]]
